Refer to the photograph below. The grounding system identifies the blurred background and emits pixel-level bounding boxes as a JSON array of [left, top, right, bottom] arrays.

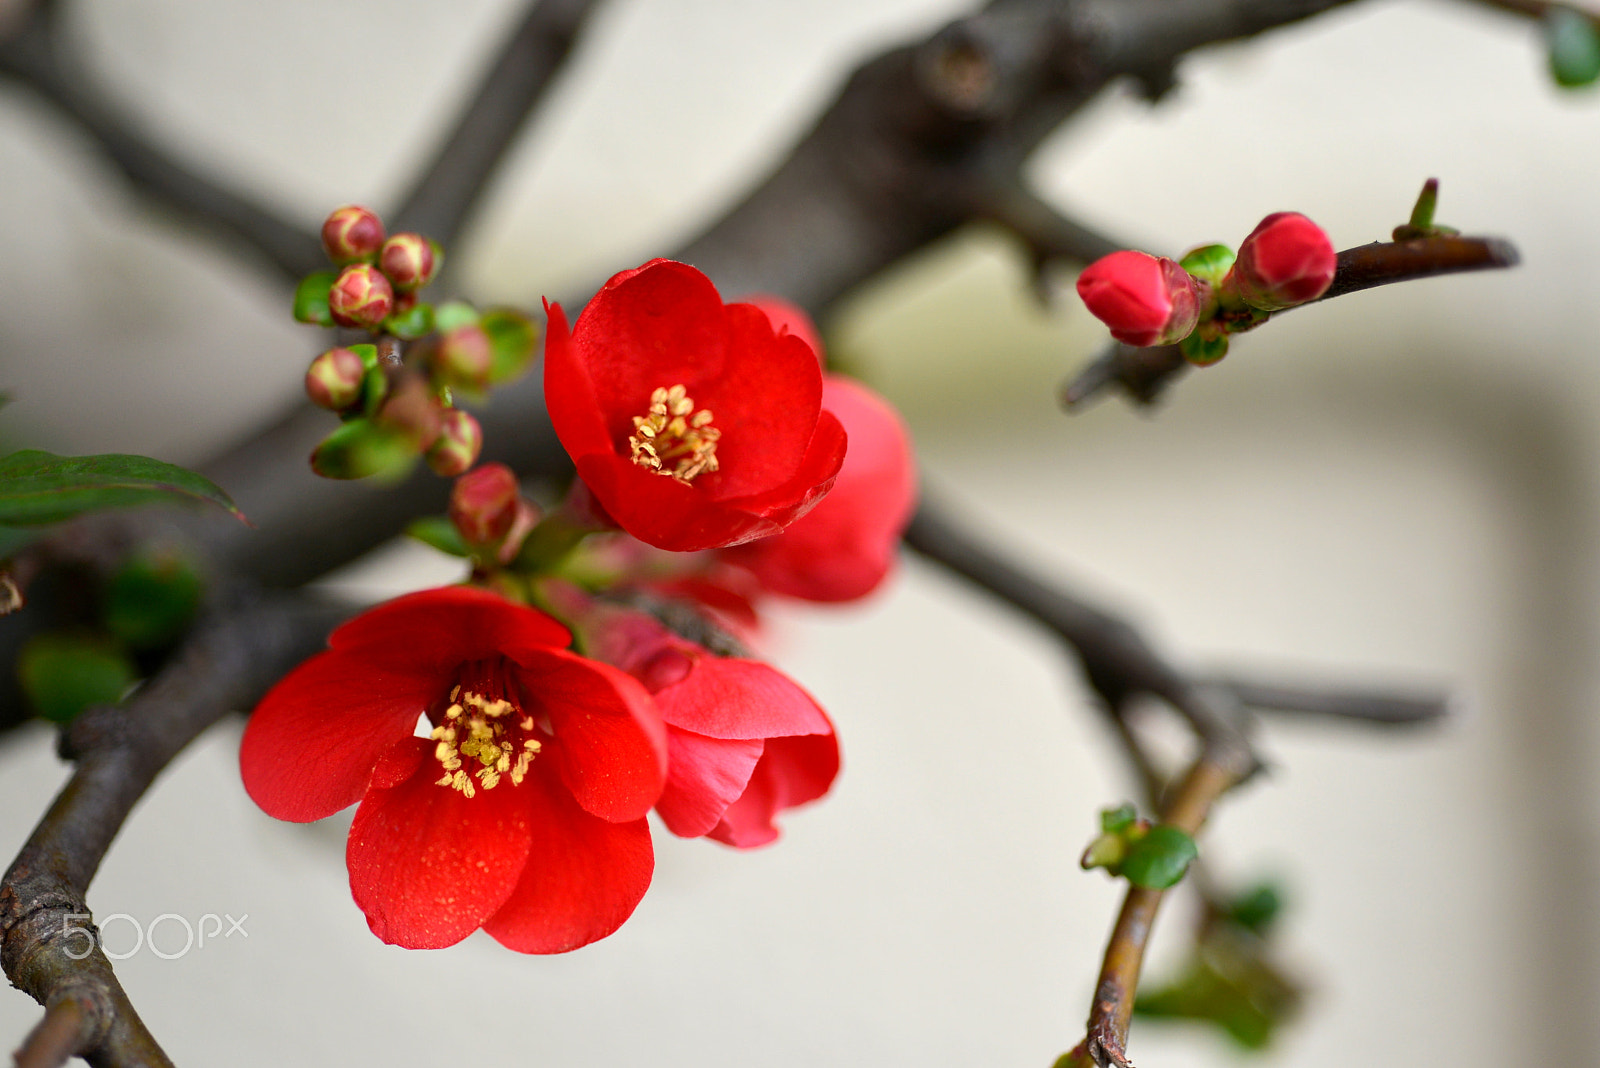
[[2, 0, 1598, 1064]]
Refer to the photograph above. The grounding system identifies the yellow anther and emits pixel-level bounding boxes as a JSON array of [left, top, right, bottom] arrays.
[[628, 382, 720, 483]]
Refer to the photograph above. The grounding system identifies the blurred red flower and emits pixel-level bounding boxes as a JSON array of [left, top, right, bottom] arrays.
[[239, 586, 667, 953], [544, 259, 847, 552]]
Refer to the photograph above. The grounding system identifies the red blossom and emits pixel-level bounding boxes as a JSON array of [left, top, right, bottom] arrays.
[[239, 586, 667, 953], [1228, 211, 1336, 311], [548, 582, 839, 848], [543, 259, 847, 552], [1076, 250, 1201, 347], [727, 298, 917, 602]]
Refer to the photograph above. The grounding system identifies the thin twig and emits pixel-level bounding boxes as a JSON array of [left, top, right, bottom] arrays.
[[1082, 745, 1254, 1068], [12, 994, 90, 1068], [1213, 675, 1450, 726]]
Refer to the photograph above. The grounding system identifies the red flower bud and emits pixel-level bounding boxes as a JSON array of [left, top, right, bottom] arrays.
[[432, 324, 493, 390], [320, 205, 385, 266], [304, 347, 367, 411], [450, 463, 520, 546], [1076, 251, 1201, 347], [426, 409, 483, 476], [378, 232, 440, 292], [374, 372, 442, 450], [1229, 212, 1336, 311], [328, 264, 394, 330]]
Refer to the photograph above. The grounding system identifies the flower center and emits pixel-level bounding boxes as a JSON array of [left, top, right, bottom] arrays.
[[427, 663, 542, 798], [629, 384, 719, 483]]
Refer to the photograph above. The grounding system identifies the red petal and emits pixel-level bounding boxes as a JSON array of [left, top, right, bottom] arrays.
[[655, 728, 764, 838], [708, 732, 841, 849], [720, 407, 847, 530], [240, 648, 434, 822], [328, 586, 570, 674], [345, 741, 534, 949], [655, 658, 832, 740], [512, 649, 667, 823], [741, 294, 823, 361], [724, 376, 916, 602], [544, 299, 617, 461], [482, 774, 654, 953]]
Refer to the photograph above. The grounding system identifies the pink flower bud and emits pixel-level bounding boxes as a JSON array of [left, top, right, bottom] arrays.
[[374, 372, 442, 450], [426, 409, 483, 477], [378, 232, 440, 292], [1076, 251, 1201, 347], [328, 264, 394, 330], [450, 463, 520, 545], [1229, 212, 1336, 311], [304, 347, 366, 411], [320, 205, 385, 266], [432, 324, 493, 389]]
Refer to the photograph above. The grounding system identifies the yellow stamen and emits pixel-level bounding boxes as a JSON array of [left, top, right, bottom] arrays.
[[629, 383, 720, 483], [431, 685, 543, 797]]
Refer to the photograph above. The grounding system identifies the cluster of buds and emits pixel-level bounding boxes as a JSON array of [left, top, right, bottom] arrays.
[[294, 206, 540, 481], [1075, 210, 1337, 367]]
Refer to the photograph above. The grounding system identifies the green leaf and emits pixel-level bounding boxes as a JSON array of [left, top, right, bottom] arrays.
[[1100, 802, 1138, 834], [384, 301, 435, 341], [1226, 882, 1285, 935], [1178, 243, 1235, 284], [103, 551, 204, 650], [310, 418, 416, 481], [1548, 6, 1600, 87], [1121, 824, 1198, 890], [480, 308, 540, 386], [405, 515, 470, 557], [18, 633, 137, 724], [433, 300, 480, 334], [0, 525, 43, 559], [293, 271, 338, 326], [0, 450, 244, 526]]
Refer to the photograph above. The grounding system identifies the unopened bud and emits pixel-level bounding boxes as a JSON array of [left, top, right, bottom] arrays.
[[450, 463, 520, 545], [375, 372, 443, 450], [305, 347, 367, 410], [1227, 212, 1336, 311], [426, 409, 483, 476], [1076, 250, 1201, 347], [432, 324, 493, 389], [328, 264, 394, 330], [379, 233, 441, 292], [321, 205, 386, 266]]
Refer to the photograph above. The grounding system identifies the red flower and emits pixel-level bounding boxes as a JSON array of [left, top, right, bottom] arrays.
[[1228, 211, 1336, 311], [1076, 250, 1201, 347], [543, 259, 848, 552], [549, 582, 840, 848], [239, 586, 667, 953], [726, 297, 917, 602]]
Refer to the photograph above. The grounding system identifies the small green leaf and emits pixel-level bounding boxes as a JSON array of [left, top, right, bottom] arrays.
[[1179, 330, 1228, 367], [384, 301, 435, 341], [405, 515, 470, 557], [1226, 882, 1285, 935], [18, 633, 137, 724], [0, 450, 244, 526], [480, 308, 540, 386], [1121, 824, 1198, 890], [103, 551, 204, 650], [433, 300, 480, 335], [310, 418, 416, 480], [293, 271, 338, 326], [1100, 802, 1138, 834], [1548, 6, 1600, 88], [347, 342, 380, 368], [1178, 243, 1235, 284]]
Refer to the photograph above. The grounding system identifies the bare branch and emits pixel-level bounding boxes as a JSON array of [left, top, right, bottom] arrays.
[[391, 0, 604, 247], [0, 592, 348, 1068], [1213, 675, 1451, 726]]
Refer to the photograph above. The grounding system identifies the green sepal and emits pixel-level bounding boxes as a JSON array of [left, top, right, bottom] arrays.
[[433, 300, 480, 335], [480, 308, 541, 386], [1121, 824, 1199, 890], [0, 450, 244, 526], [1179, 331, 1229, 367], [384, 301, 435, 341], [293, 271, 337, 326], [18, 633, 137, 724], [103, 551, 204, 650], [310, 418, 417, 481], [1547, 6, 1600, 88], [405, 515, 471, 557], [1179, 243, 1235, 285]]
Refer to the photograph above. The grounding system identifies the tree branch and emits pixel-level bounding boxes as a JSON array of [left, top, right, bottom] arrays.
[[0, 591, 348, 1068]]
